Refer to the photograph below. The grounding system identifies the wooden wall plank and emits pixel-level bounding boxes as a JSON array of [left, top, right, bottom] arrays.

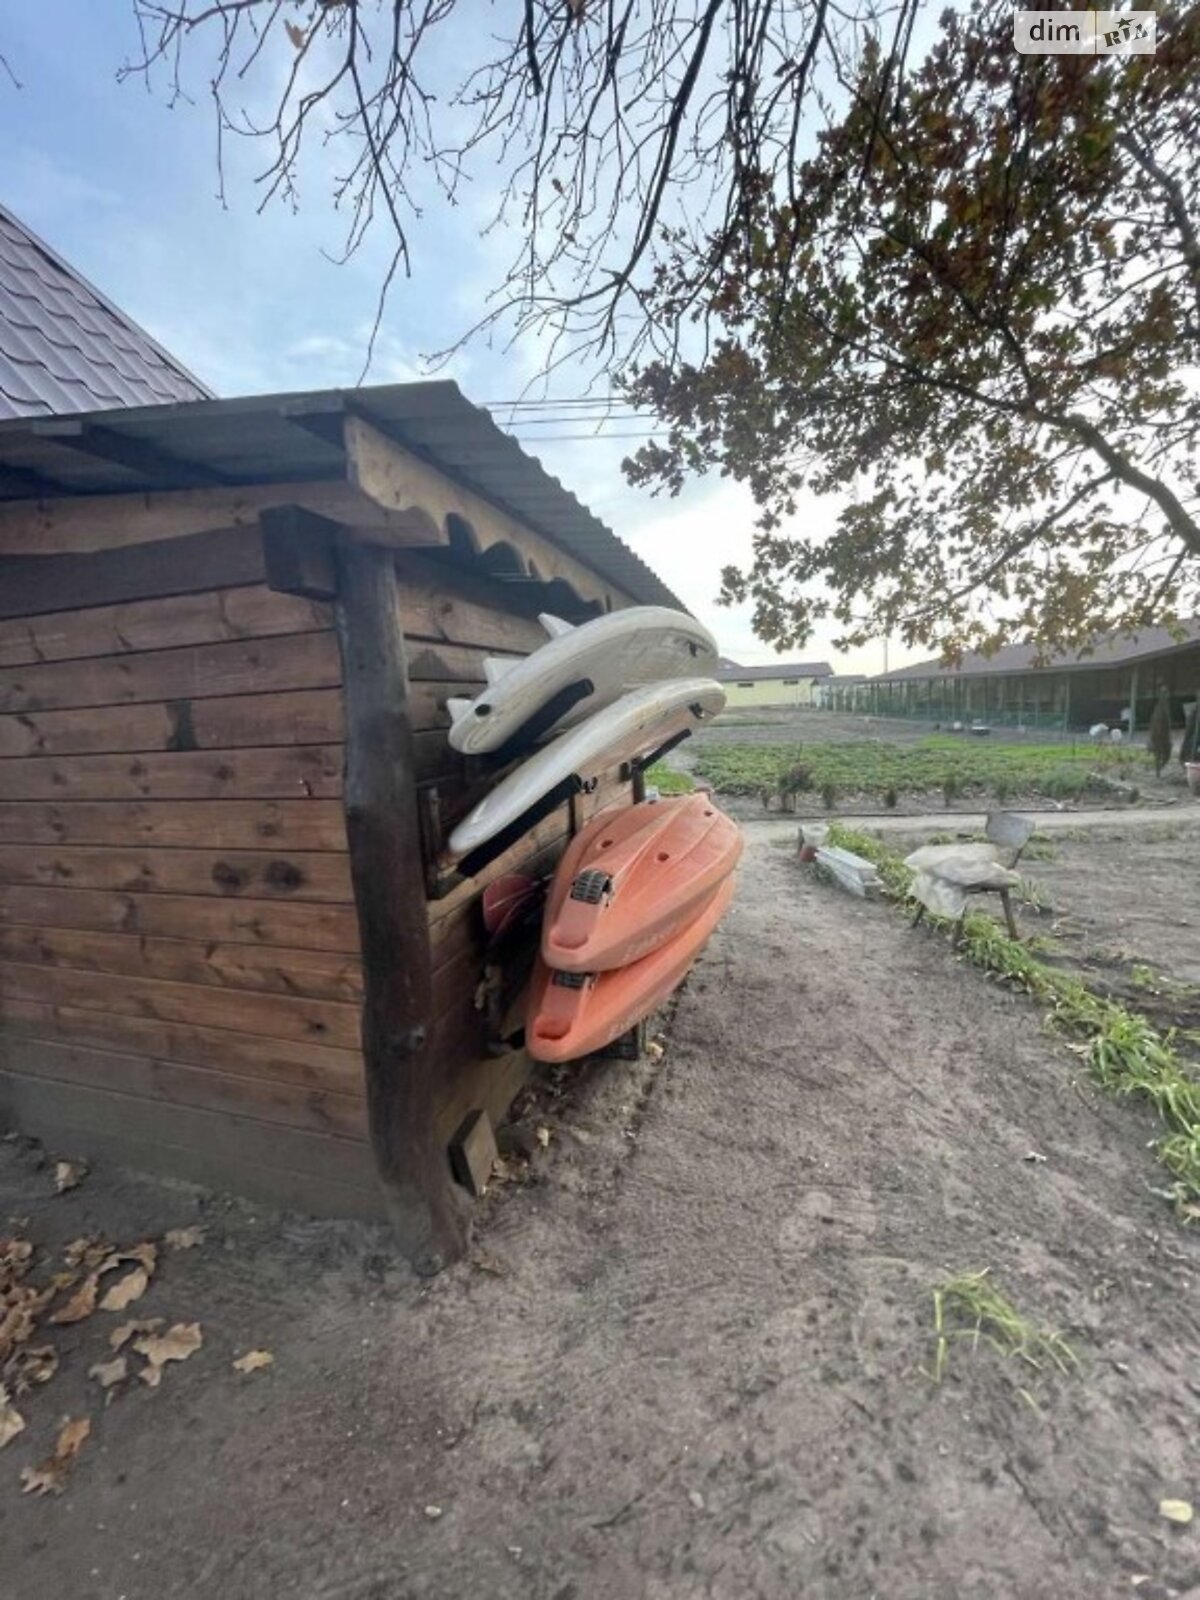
[[0, 844, 354, 902], [0, 926, 363, 1003], [0, 630, 341, 714], [0, 885, 360, 952], [0, 962, 362, 1047], [0, 745, 344, 802], [2, 1000, 363, 1094], [0, 799, 347, 852], [0, 683, 464, 757], [0, 477, 448, 558], [0, 528, 267, 621], [394, 552, 548, 653], [5, 1037, 369, 1140], [0, 688, 339, 758], [0, 584, 331, 668], [0, 1075, 383, 1219]]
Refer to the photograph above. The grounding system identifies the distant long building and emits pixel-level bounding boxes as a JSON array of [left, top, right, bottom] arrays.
[[823, 625, 1200, 731]]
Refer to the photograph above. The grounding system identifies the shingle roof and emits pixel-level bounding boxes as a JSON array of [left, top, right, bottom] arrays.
[[0, 203, 211, 419], [0, 381, 683, 610], [717, 660, 833, 682], [876, 622, 1200, 681]]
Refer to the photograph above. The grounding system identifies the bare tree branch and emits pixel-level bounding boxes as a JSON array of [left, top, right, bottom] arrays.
[[119, 0, 921, 372]]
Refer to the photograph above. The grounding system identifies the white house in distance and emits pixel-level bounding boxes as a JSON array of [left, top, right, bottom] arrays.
[[716, 656, 833, 708]]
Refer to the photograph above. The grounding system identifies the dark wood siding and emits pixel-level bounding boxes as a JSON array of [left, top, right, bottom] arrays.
[[0, 531, 639, 1224], [0, 533, 375, 1212]]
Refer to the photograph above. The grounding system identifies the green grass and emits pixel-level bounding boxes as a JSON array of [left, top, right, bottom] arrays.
[[929, 1269, 1078, 1390], [693, 736, 1144, 803], [826, 822, 1200, 1207], [643, 762, 693, 795]]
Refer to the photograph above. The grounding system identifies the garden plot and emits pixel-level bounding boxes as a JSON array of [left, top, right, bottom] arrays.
[[671, 710, 1189, 820]]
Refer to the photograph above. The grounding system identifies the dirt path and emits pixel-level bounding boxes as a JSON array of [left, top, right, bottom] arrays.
[[2, 832, 1198, 1600]]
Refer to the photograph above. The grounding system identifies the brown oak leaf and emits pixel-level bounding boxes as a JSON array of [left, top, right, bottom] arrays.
[[49, 1273, 99, 1326], [0, 1385, 25, 1449], [88, 1356, 128, 1390], [20, 1416, 90, 1496], [135, 1322, 202, 1388], [232, 1350, 274, 1375], [109, 1317, 164, 1352], [99, 1267, 149, 1314]]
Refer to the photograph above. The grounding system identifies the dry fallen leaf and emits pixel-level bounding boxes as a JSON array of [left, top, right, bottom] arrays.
[[63, 1236, 117, 1273], [20, 1415, 91, 1496], [6, 1344, 58, 1394], [99, 1267, 149, 1313], [1160, 1498, 1194, 1525], [0, 1385, 25, 1449], [0, 1296, 39, 1364], [88, 1355, 128, 1390], [101, 1241, 157, 1277], [1, 1238, 33, 1272], [53, 1160, 88, 1195], [232, 1349, 274, 1375], [109, 1317, 164, 1352], [49, 1272, 99, 1326], [163, 1226, 205, 1251], [135, 1322, 202, 1388]]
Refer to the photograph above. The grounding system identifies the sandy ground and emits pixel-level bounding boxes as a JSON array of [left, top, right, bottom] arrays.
[[2, 829, 1199, 1600]]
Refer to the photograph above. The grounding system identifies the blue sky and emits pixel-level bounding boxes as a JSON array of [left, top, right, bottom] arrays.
[[0, 3, 913, 674]]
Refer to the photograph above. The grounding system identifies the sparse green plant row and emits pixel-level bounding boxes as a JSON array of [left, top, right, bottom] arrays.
[[825, 823, 1200, 1204], [643, 762, 694, 796], [693, 737, 1146, 803]]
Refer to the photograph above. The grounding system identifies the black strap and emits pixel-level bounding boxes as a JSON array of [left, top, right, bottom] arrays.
[[491, 677, 595, 762], [456, 774, 584, 879], [631, 726, 693, 775]]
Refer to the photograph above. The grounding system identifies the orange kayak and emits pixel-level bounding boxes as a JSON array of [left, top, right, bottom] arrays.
[[542, 794, 742, 974], [526, 872, 736, 1063]]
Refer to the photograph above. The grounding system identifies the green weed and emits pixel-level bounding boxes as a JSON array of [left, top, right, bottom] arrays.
[[929, 1270, 1078, 1388], [644, 763, 693, 796], [825, 823, 1200, 1204]]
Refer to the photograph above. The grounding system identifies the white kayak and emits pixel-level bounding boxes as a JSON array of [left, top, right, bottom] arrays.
[[446, 677, 726, 869], [447, 606, 718, 756]]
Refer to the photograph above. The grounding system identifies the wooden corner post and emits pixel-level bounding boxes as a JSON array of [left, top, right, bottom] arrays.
[[333, 539, 470, 1272]]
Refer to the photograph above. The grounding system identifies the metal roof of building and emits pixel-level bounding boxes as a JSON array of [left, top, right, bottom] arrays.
[[717, 660, 833, 682], [875, 622, 1200, 681], [0, 203, 212, 420], [0, 380, 683, 609]]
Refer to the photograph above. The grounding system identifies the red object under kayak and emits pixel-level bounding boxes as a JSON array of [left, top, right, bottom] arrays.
[[526, 872, 736, 1063], [541, 794, 742, 974]]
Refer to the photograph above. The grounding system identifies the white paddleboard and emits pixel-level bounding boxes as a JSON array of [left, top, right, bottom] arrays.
[[446, 677, 726, 866], [447, 606, 718, 756]]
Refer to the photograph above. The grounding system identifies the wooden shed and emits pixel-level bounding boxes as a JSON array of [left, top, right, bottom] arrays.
[[0, 383, 682, 1269]]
